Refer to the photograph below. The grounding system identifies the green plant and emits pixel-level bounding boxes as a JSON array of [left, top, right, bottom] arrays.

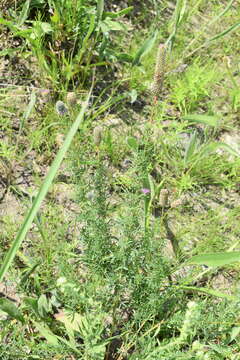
[[0, 0, 132, 89]]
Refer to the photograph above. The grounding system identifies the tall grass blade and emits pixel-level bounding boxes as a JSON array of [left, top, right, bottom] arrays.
[[187, 251, 240, 267], [76, 13, 95, 63], [207, 0, 235, 27], [166, 0, 187, 48], [17, 0, 30, 26], [97, 0, 104, 21], [207, 21, 240, 42], [178, 285, 235, 300], [184, 131, 198, 165], [0, 88, 93, 282]]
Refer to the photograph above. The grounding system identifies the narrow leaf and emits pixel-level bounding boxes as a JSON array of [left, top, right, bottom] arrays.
[[76, 13, 95, 63], [182, 114, 220, 127], [132, 31, 158, 66], [207, 21, 240, 42], [179, 285, 235, 300], [22, 92, 36, 123], [103, 6, 133, 19], [187, 251, 240, 267], [217, 142, 240, 157], [97, 0, 104, 20], [17, 0, 30, 26], [0, 298, 24, 323], [184, 131, 198, 165]]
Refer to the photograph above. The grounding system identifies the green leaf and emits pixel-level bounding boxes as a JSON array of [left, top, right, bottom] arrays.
[[126, 136, 138, 151], [40, 22, 53, 34], [100, 18, 127, 33], [76, 13, 96, 64], [115, 52, 133, 63], [24, 297, 40, 317], [103, 6, 133, 19], [38, 294, 51, 317], [33, 321, 59, 345], [187, 251, 240, 267], [50, 9, 60, 24], [132, 31, 158, 66], [184, 131, 198, 165], [230, 326, 240, 343], [54, 310, 83, 333], [22, 91, 36, 122], [208, 21, 240, 42], [17, 0, 30, 26], [179, 285, 235, 300], [216, 142, 240, 157], [97, 0, 104, 20], [182, 114, 220, 127], [129, 89, 138, 103], [0, 298, 24, 323]]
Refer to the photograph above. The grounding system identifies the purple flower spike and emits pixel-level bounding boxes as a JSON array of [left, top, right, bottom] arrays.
[[141, 188, 150, 194]]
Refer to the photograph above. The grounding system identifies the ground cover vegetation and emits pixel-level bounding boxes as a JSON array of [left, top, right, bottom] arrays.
[[0, 0, 240, 358]]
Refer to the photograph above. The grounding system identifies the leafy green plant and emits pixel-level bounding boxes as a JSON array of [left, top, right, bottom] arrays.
[[0, 0, 132, 89]]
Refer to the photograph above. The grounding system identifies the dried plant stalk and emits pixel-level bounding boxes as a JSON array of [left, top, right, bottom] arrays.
[[151, 43, 167, 102]]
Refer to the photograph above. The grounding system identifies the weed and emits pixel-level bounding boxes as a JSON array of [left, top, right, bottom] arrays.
[[1, 0, 240, 359]]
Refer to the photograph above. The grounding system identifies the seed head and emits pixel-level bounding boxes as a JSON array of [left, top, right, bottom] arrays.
[[151, 44, 167, 99], [93, 126, 103, 146], [66, 92, 77, 107], [159, 188, 169, 207], [55, 100, 68, 116]]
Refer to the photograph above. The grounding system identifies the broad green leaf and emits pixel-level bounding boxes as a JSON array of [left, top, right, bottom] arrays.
[[34, 320, 81, 353], [182, 114, 220, 127], [230, 326, 240, 343], [129, 89, 138, 103], [33, 321, 59, 345], [17, 0, 30, 26], [132, 31, 158, 66], [187, 251, 240, 267], [54, 310, 83, 333], [126, 136, 138, 151], [0, 298, 24, 323], [50, 9, 60, 24], [54, 310, 81, 346], [38, 294, 51, 317], [178, 285, 235, 300], [40, 22, 53, 34]]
